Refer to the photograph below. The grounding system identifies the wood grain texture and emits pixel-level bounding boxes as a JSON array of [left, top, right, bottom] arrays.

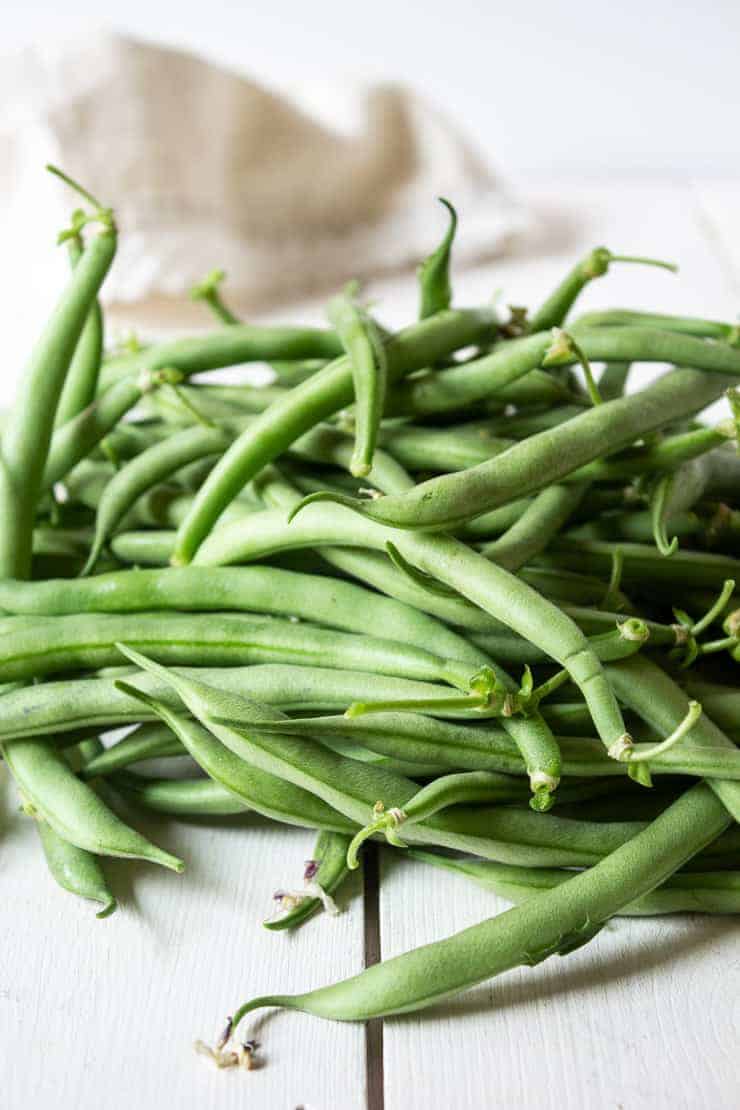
[[0, 767, 366, 1109]]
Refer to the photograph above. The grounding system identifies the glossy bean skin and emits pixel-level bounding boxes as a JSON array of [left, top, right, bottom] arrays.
[[171, 307, 496, 564], [228, 783, 730, 1025]]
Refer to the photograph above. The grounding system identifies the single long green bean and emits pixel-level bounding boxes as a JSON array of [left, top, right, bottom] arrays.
[[0, 611, 474, 688], [226, 782, 729, 1026], [320, 367, 731, 532], [54, 236, 104, 428]]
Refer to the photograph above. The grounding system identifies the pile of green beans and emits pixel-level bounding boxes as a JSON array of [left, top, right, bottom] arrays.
[[4, 179, 740, 1067]]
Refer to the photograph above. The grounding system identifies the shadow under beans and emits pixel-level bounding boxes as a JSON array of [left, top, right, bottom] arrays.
[[385, 915, 737, 1026]]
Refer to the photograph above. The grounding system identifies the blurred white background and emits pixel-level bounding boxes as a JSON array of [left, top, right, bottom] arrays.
[[4, 0, 740, 179]]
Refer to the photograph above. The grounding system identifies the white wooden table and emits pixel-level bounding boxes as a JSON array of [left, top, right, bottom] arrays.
[[1, 178, 739, 1110]]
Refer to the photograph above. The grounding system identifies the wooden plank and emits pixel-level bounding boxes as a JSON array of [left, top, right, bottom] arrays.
[[0, 775, 367, 1109], [379, 178, 740, 1110]]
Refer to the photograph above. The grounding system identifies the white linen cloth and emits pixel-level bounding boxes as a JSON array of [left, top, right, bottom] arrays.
[[0, 32, 527, 314]]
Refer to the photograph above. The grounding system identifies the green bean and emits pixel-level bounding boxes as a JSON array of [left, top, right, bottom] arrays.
[[82, 425, 233, 573], [98, 324, 343, 392], [43, 369, 183, 490], [0, 611, 474, 688], [567, 510, 703, 546], [292, 425, 414, 494], [171, 307, 496, 564], [380, 423, 514, 474], [573, 307, 740, 341], [191, 500, 631, 756], [114, 649, 637, 866], [54, 236, 104, 428], [146, 382, 288, 424], [459, 499, 534, 539], [314, 730, 448, 778], [119, 680, 364, 834], [36, 816, 116, 917], [383, 332, 555, 418], [537, 539, 740, 590], [325, 368, 731, 532], [417, 199, 457, 319], [572, 420, 736, 484], [0, 175, 172, 896], [6, 739, 183, 869], [0, 665, 509, 742], [265, 832, 352, 931], [110, 771, 249, 816], [0, 196, 116, 576], [80, 722, 184, 780], [346, 771, 555, 866], [484, 405, 586, 439], [407, 850, 740, 915], [528, 248, 677, 333], [483, 369, 580, 410], [597, 362, 631, 400], [607, 655, 740, 820], [225, 782, 729, 1026], [181, 477, 563, 799], [327, 283, 387, 477], [480, 482, 589, 570], [0, 565, 486, 670], [190, 269, 240, 326]]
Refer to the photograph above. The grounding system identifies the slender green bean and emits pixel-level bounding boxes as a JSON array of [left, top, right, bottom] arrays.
[[407, 850, 740, 915], [321, 368, 730, 532], [225, 783, 729, 1026], [36, 816, 116, 917], [528, 248, 677, 333], [327, 283, 387, 477], [54, 236, 104, 428], [0, 611, 475, 688]]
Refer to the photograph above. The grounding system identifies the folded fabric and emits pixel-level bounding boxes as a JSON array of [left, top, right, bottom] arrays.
[[0, 32, 528, 313]]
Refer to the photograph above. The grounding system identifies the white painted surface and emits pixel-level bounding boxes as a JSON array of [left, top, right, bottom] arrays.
[[1, 172, 739, 1109]]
